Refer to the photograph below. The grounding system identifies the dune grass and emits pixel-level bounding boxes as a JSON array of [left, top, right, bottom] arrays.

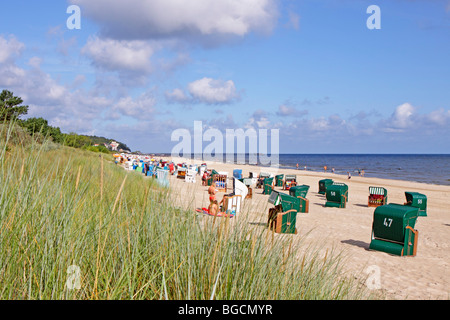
[[0, 124, 374, 300]]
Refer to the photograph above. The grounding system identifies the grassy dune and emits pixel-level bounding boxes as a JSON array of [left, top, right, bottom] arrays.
[[0, 124, 374, 300]]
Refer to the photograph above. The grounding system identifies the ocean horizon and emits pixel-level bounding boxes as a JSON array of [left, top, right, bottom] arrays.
[[154, 153, 450, 186]]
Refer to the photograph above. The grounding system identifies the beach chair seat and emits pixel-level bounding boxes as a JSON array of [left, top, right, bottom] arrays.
[[368, 186, 388, 207], [369, 204, 419, 256], [185, 169, 197, 183], [213, 174, 227, 192], [267, 205, 297, 234], [283, 175, 297, 190], [256, 172, 270, 189], [177, 168, 186, 179], [156, 169, 169, 188], [222, 195, 242, 216], [324, 183, 348, 208]]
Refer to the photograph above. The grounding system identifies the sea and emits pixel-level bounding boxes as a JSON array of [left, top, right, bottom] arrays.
[[171, 154, 450, 186]]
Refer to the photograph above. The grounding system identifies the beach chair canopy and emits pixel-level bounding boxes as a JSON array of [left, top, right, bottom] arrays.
[[268, 190, 300, 213], [268, 190, 280, 205], [404, 192, 427, 216], [233, 178, 248, 200], [289, 185, 310, 198], [233, 169, 243, 179], [369, 186, 387, 196], [259, 172, 270, 178]]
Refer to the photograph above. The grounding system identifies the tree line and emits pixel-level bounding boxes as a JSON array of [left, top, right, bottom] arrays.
[[0, 89, 131, 153]]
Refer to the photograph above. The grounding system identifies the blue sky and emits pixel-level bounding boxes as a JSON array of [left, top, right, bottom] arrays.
[[1, 0, 449, 153]]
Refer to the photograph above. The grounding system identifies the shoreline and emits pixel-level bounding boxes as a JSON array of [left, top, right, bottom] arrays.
[[169, 156, 450, 189]]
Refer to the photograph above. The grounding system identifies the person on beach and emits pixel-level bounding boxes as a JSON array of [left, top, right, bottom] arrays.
[[324, 166, 327, 172], [144, 162, 148, 176], [208, 200, 219, 216], [347, 171, 351, 179], [296, 163, 299, 170], [361, 169, 365, 177], [208, 184, 217, 203], [202, 171, 208, 186], [332, 168, 335, 174]]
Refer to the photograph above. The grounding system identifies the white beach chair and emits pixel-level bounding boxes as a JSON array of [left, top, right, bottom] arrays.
[[185, 169, 197, 183], [222, 178, 248, 217]]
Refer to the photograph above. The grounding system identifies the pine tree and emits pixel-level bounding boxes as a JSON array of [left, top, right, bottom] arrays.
[[0, 90, 29, 121]]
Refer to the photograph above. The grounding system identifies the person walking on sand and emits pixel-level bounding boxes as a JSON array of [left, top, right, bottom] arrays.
[[347, 171, 351, 179]]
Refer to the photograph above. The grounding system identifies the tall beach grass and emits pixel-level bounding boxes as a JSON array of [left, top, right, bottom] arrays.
[[0, 123, 376, 300]]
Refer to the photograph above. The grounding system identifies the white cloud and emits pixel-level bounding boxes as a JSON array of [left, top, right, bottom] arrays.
[[166, 77, 240, 104], [244, 109, 271, 129], [165, 88, 190, 104], [81, 36, 155, 74], [0, 35, 24, 64], [276, 104, 308, 117], [109, 91, 156, 120], [385, 102, 415, 130], [71, 0, 278, 43], [188, 78, 239, 104], [424, 108, 450, 126]]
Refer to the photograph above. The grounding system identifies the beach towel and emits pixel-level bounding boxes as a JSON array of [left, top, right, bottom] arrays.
[[196, 208, 235, 218]]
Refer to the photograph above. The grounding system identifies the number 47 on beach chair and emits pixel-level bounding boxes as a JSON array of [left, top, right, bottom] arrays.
[[368, 186, 388, 207]]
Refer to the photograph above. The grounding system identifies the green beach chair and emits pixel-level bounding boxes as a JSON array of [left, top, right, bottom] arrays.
[[324, 183, 348, 208], [369, 204, 419, 256], [263, 177, 274, 195], [318, 179, 333, 194], [267, 191, 299, 234], [289, 185, 310, 213], [404, 192, 427, 217], [275, 174, 284, 187]]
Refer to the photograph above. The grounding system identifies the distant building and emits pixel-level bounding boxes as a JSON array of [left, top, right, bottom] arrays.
[[110, 141, 120, 151]]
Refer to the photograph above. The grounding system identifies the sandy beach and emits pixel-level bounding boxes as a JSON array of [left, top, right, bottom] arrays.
[[163, 157, 450, 300]]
